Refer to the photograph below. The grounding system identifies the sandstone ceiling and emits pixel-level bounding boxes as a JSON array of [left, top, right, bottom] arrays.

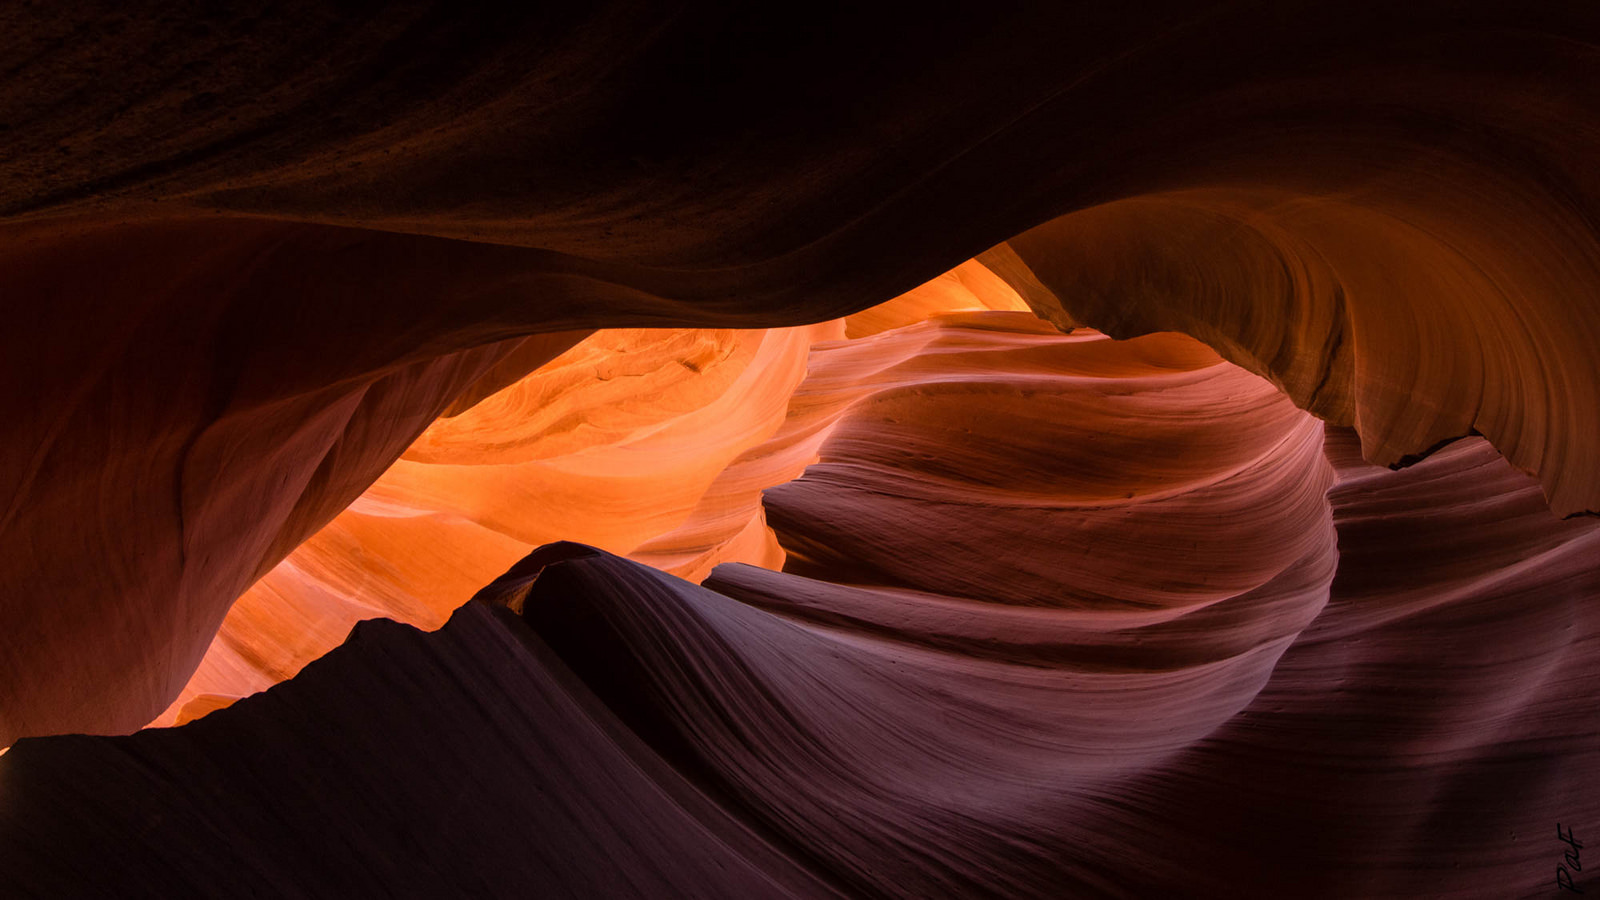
[[1, 3, 1598, 897]]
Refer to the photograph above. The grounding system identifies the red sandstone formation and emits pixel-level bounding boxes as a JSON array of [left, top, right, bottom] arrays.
[[6, 2, 1600, 744], [152, 320, 835, 722], [2, 3, 1599, 897], [3, 419, 1592, 897], [154, 260, 1030, 723]]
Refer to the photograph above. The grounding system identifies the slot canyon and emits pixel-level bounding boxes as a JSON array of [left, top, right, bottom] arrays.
[[0, 4, 1597, 897]]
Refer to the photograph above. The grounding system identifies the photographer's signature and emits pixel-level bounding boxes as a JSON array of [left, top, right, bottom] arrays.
[[1559, 824, 1583, 894]]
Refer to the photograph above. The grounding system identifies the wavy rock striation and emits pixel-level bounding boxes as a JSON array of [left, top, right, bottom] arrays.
[[153, 262, 1029, 725], [4, 4, 1600, 743], [8, 315, 1592, 895], [149, 320, 832, 724], [4, 439, 1593, 896], [2, 7, 1599, 895]]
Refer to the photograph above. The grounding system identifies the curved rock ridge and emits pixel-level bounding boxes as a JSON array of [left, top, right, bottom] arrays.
[[840, 259, 1033, 338], [1103, 430, 1600, 897], [6, 4, 1600, 743], [155, 307, 1309, 725], [5, 4, 1597, 507], [150, 319, 837, 726], [145, 276, 1040, 726], [746, 316, 1335, 610], [4, 423, 1594, 898], [647, 310, 1331, 596], [2, 10, 1599, 895], [0, 318, 1343, 892], [1004, 182, 1600, 517], [0, 216, 595, 744], [629, 264, 1038, 580], [154, 268, 1029, 727], [0, 596, 838, 899]]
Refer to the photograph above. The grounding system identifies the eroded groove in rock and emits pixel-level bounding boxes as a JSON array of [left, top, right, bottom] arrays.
[[1005, 180, 1600, 516], [153, 270, 1039, 726], [0, 319, 1349, 896], [1080, 430, 1600, 896], [747, 317, 1334, 610], [1, 6, 1598, 895], [5, 5, 1600, 743], [148, 320, 832, 725], [0, 600, 834, 898], [0, 217, 601, 743], [5, 426, 1593, 897]]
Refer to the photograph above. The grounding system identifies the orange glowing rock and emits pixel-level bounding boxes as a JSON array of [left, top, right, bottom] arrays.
[[152, 317, 841, 724], [151, 261, 1051, 724], [1004, 185, 1600, 517], [841, 259, 1032, 338], [21, 317, 1591, 897], [0, 26, 1597, 899]]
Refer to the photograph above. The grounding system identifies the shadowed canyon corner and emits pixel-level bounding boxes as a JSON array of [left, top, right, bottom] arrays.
[[0, 4, 1597, 898]]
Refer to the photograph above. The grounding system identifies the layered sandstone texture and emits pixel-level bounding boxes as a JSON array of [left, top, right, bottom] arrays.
[[1, 3, 1599, 898], [4, 321, 1595, 895], [150, 262, 1028, 724]]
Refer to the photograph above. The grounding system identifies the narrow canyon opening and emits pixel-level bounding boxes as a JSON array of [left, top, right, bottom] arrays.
[[4, 7, 1598, 895]]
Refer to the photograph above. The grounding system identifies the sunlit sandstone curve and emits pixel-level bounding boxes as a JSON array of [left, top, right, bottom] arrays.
[[153, 262, 1030, 724], [1004, 184, 1600, 517], [149, 322, 830, 724], [3, 4, 1600, 744], [165, 309, 1340, 754], [4, 322, 1593, 896]]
